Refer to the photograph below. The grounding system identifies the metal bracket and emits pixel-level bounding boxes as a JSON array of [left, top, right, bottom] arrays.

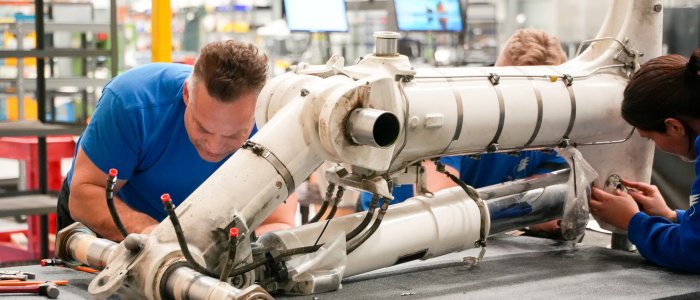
[[395, 74, 414, 82], [241, 140, 295, 196], [486, 142, 499, 152], [324, 165, 394, 199], [562, 74, 574, 86], [575, 36, 643, 76], [488, 73, 500, 85], [558, 138, 571, 148]]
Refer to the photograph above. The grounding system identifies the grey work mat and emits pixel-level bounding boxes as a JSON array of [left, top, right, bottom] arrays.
[[2, 233, 698, 299], [278, 234, 700, 299]]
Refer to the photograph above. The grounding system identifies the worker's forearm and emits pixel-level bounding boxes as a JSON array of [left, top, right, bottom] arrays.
[[69, 184, 159, 241]]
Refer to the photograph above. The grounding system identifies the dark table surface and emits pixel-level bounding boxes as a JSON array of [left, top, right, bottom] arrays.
[[2, 232, 698, 300]]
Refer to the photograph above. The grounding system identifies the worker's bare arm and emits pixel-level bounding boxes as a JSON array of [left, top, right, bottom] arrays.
[[68, 147, 159, 241]]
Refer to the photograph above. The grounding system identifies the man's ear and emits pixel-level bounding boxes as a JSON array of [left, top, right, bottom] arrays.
[[664, 118, 687, 137], [183, 79, 190, 106]]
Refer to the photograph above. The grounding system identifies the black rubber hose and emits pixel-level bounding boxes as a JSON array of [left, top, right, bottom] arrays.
[[228, 194, 382, 279], [278, 192, 381, 258], [162, 195, 219, 278], [105, 169, 129, 239], [324, 186, 345, 220], [346, 194, 380, 241], [307, 183, 336, 224], [347, 201, 390, 254], [307, 201, 329, 224], [228, 256, 270, 277], [219, 228, 238, 281]]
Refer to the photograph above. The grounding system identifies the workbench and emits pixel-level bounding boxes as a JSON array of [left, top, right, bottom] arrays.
[[1, 232, 698, 299]]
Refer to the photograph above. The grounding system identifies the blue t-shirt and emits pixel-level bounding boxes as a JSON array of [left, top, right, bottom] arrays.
[[627, 135, 700, 273], [359, 151, 567, 210], [67, 63, 252, 221]]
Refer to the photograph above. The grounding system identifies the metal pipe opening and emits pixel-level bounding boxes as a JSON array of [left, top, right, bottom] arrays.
[[346, 108, 400, 148]]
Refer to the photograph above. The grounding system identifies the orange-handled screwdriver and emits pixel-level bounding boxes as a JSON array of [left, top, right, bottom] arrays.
[[0, 280, 69, 287]]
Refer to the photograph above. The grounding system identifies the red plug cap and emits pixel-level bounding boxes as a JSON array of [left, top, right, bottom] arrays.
[[96, 32, 108, 41], [109, 168, 118, 177], [229, 227, 239, 238], [160, 193, 171, 203], [40, 259, 47, 266]]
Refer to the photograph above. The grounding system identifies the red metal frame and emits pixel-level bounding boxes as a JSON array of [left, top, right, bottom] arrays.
[[0, 136, 75, 264]]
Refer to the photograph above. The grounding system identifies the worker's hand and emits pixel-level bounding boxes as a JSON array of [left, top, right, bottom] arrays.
[[620, 179, 676, 220], [589, 187, 640, 230], [528, 219, 561, 234]]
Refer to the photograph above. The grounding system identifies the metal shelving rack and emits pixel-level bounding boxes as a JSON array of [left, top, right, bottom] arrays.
[[0, 0, 118, 260]]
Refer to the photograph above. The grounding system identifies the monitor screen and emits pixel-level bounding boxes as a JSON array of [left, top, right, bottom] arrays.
[[284, 0, 349, 32], [394, 0, 464, 32]]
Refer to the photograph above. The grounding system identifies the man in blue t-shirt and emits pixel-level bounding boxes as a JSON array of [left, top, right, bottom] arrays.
[[57, 41, 297, 241]]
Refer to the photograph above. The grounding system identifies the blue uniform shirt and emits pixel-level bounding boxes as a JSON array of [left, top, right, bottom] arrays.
[[67, 63, 253, 221], [359, 151, 567, 210], [627, 135, 700, 273]]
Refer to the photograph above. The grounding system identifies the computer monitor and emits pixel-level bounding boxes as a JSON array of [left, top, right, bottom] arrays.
[[283, 0, 349, 32], [393, 0, 464, 32]]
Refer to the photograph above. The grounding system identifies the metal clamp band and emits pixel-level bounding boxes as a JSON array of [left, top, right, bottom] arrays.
[[241, 140, 295, 196], [563, 78, 577, 141], [433, 161, 488, 265], [462, 184, 488, 250], [489, 83, 506, 152], [562, 74, 574, 86], [447, 78, 464, 141], [434, 69, 465, 155], [521, 67, 544, 148]]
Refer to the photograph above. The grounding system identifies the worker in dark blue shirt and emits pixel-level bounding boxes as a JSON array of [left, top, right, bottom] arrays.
[[590, 49, 700, 273]]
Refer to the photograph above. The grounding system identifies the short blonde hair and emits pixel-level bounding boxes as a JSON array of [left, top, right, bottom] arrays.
[[498, 28, 567, 66]]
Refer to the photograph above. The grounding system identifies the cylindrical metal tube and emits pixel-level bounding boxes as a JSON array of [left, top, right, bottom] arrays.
[[486, 184, 568, 234], [164, 266, 272, 300], [390, 66, 634, 171], [346, 108, 400, 148], [259, 170, 570, 278], [373, 31, 400, 56], [478, 168, 569, 200], [68, 234, 117, 268], [259, 186, 484, 277]]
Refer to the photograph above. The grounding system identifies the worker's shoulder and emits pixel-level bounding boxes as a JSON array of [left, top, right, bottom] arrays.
[[103, 63, 191, 110]]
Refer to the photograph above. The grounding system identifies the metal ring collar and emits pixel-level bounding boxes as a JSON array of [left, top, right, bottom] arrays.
[[241, 140, 296, 196], [462, 184, 488, 251]]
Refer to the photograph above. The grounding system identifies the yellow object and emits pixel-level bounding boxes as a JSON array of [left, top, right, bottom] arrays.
[[151, 0, 172, 62], [231, 22, 250, 33], [6, 96, 37, 120], [274, 59, 290, 71], [549, 75, 558, 82], [3, 31, 37, 66]]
